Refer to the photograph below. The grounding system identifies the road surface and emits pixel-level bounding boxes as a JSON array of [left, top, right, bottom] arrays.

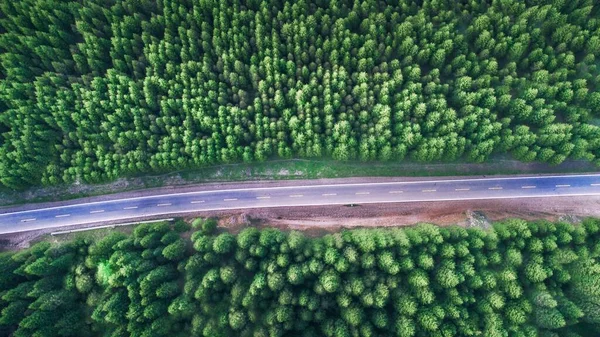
[[1, 174, 600, 234]]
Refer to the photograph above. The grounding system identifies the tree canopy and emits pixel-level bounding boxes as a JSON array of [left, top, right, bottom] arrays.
[[1, 0, 600, 188], [2, 218, 600, 336]]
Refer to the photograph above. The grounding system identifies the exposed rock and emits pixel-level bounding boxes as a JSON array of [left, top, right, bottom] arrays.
[[466, 210, 491, 229]]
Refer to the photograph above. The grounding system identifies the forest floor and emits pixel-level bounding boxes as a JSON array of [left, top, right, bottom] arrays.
[[2, 195, 599, 249], [0, 156, 597, 207]]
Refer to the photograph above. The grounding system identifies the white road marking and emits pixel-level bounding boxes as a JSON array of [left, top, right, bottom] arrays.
[[455, 188, 470, 191], [488, 187, 503, 190], [55, 214, 70, 218], [123, 206, 138, 210], [289, 194, 303, 197], [190, 200, 205, 204], [521, 186, 536, 189], [591, 183, 600, 186], [90, 210, 105, 214], [20, 218, 36, 222], [8, 192, 600, 235], [422, 189, 437, 192], [355, 192, 370, 195], [224, 198, 238, 201], [556, 184, 571, 188], [256, 196, 271, 199], [157, 203, 172, 207], [3, 174, 600, 217], [322, 193, 337, 196], [389, 190, 403, 194]]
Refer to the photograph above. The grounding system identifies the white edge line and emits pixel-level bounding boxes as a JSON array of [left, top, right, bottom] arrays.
[[8, 192, 600, 235], [3, 173, 600, 217]]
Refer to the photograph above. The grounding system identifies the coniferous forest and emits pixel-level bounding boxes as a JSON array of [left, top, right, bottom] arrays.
[[1, 0, 600, 188], [1, 219, 600, 337]]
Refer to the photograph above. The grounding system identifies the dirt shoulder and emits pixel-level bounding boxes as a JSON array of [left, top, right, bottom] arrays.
[[3, 195, 599, 249], [213, 195, 600, 233]]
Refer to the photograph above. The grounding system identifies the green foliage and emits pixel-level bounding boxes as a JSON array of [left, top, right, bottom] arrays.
[[0, 240, 91, 336], [181, 218, 600, 336], [4, 218, 600, 336], [1, 0, 600, 189], [191, 218, 203, 230], [88, 221, 185, 336], [201, 218, 218, 235]]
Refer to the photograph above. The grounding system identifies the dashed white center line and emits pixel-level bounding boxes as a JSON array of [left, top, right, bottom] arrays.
[[555, 184, 571, 188], [224, 198, 238, 201], [289, 194, 303, 198], [55, 214, 70, 218], [591, 183, 600, 186], [455, 188, 470, 191], [190, 200, 205, 204], [90, 210, 105, 214], [256, 196, 271, 199], [488, 187, 503, 190], [322, 193, 337, 196], [21, 218, 36, 222], [389, 191, 403, 194], [521, 186, 536, 189], [123, 206, 138, 210], [422, 189, 436, 193], [157, 203, 172, 207], [355, 192, 370, 195]]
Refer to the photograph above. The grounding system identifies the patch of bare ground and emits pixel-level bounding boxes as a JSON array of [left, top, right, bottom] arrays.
[[3, 195, 600, 248], [184, 195, 600, 235]]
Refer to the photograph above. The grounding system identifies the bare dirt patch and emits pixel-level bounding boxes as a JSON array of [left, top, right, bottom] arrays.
[[3, 195, 600, 248], [184, 195, 600, 234]]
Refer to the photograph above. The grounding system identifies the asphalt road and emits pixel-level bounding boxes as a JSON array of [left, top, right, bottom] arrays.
[[1, 174, 600, 234]]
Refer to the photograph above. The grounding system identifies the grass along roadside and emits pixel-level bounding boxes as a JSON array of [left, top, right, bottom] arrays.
[[0, 156, 597, 208]]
